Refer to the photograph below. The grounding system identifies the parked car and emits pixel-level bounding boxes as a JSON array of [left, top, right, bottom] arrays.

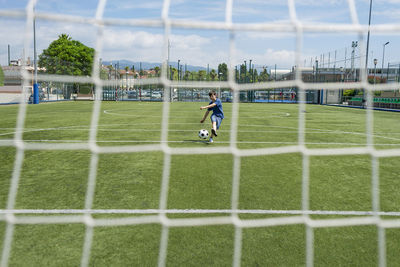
[[151, 92, 162, 99], [52, 89, 63, 94], [127, 90, 137, 99]]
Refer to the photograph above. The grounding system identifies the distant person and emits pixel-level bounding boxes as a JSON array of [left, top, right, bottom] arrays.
[[291, 91, 296, 101], [200, 90, 224, 143]]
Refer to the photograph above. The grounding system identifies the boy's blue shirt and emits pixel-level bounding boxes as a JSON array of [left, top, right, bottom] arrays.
[[208, 98, 224, 119]]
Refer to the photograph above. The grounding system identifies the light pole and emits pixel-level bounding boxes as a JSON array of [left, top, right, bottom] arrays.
[[167, 39, 170, 80], [249, 59, 252, 82], [218, 72, 223, 98], [249, 59, 252, 102], [177, 59, 180, 81], [244, 60, 247, 83], [365, 0, 373, 70], [33, 8, 39, 104], [235, 66, 238, 83], [340, 66, 344, 102], [381, 41, 389, 80], [374, 58, 377, 85], [351, 41, 358, 81], [340, 67, 344, 82]]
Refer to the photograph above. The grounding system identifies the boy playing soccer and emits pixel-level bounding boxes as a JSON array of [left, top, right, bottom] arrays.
[[200, 90, 224, 143]]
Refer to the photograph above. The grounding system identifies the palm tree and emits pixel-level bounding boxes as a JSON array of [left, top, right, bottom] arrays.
[[131, 65, 138, 79], [209, 69, 217, 81]]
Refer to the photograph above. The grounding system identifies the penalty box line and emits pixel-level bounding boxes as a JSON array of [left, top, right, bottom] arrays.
[[0, 209, 400, 216], [1, 139, 399, 146]]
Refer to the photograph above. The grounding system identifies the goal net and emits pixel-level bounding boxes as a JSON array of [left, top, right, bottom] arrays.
[[1, 0, 400, 266]]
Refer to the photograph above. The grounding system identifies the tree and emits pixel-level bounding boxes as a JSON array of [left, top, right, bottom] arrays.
[[107, 64, 114, 79], [154, 66, 160, 77], [209, 69, 217, 81], [38, 34, 95, 76], [343, 89, 356, 96], [170, 67, 178, 80], [239, 64, 247, 83], [258, 67, 269, 82], [252, 69, 258, 83], [198, 70, 207, 81], [100, 67, 109, 80], [130, 66, 138, 78], [184, 70, 191, 80], [368, 75, 385, 84], [218, 63, 228, 81]]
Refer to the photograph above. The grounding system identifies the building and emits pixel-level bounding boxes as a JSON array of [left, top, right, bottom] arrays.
[[1, 65, 36, 86], [118, 69, 136, 88], [269, 69, 291, 80], [278, 66, 400, 104]]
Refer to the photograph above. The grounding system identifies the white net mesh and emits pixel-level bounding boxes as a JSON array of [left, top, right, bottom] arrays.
[[1, 0, 400, 266]]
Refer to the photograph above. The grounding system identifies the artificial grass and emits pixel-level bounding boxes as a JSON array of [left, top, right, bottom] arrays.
[[0, 101, 399, 265]]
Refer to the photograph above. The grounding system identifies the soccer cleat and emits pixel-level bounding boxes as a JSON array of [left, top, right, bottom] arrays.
[[209, 137, 214, 143], [211, 129, 217, 137]]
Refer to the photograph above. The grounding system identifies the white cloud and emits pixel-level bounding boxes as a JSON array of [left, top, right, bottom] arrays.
[[166, 34, 222, 67], [0, 16, 219, 67], [231, 47, 297, 69], [2, 0, 397, 69], [0, 17, 298, 69], [102, 30, 163, 50], [99, 29, 219, 66], [263, 48, 296, 67], [171, 34, 211, 49], [101, 29, 212, 53]]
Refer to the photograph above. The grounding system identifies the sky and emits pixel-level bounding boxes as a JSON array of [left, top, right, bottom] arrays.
[[0, 0, 400, 70]]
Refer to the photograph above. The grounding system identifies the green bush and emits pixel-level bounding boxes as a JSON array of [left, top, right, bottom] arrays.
[[79, 84, 93, 94], [343, 89, 355, 96]]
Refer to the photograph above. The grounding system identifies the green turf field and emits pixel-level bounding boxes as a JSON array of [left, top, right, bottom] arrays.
[[0, 101, 400, 266]]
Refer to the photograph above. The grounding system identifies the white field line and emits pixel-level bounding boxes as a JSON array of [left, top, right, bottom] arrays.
[[2, 111, 399, 146], [1, 122, 400, 142], [103, 109, 291, 115], [0, 209, 399, 216], [0, 139, 399, 146], [4, 128, 397, 135], [103, 109, 291, 118]]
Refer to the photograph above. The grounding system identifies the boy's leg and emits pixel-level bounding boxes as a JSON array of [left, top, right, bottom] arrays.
[[211, 116, 221, 137], [211, 121, 217, 137], [209, 121, 215, 142], [210, 115, 217, 138]]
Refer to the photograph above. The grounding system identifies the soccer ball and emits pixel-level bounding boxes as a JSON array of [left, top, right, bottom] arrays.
[[198, 129, 209, 139]]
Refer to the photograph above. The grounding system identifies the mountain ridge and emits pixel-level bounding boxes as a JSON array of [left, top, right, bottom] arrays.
[[102, 60, 208, 72]]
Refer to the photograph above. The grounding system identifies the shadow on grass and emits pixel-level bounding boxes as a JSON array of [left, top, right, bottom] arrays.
[[183, 139, 210, 144]]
